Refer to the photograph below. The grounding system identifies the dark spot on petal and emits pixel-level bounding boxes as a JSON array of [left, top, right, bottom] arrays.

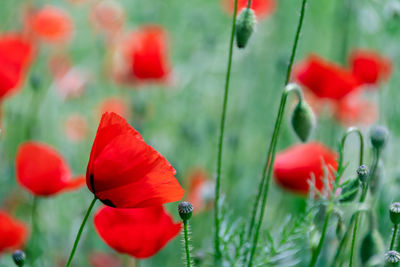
[[90, 173, 95, 194], [100, 199, 116, 207]]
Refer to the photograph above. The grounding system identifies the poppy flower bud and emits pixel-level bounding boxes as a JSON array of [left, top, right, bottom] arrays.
[[385, 250, 400, 266], [12, 250, 26, 266], [357, 165, 370, 183], [390, 202, 400, 225], [235, 8, 256, 49], [370, 125, 389, 151], [360, 230, 384, 265], [291, 101, 316, 142], [339, 178, 359, 202], [178, 201, 193, 221]]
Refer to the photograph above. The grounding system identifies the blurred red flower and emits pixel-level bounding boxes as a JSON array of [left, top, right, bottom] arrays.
[[94, 206, 181, 259], [273, 142, 338, 194], [186, 168, 214, 213], [65, 114, 89, 141], [90, 0, 125, 38], [222, 0, 276, 19], [294, 55, 359, 100], [26, 5, 74, 43], [113, 25, 172, 84], [0, 211, 28, 254], [0, 34, 33, 100], [86, 112, 184, 208], [88, 251, 122, 267], [16, 141, 85, 196], [98, 97, 130, 119], [349, 49, 392, 86]]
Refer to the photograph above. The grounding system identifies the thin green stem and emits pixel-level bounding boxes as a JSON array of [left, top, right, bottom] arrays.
[[340, 127, 364, 167], [390, 224, 399, 250], [309, 204, 333, 267], [29, 197, 39, 266], [247, 0, 252, 8], [214, 0, 238, 263], [183, 221, 192, 267], [65, 197, 97, 267], [246, 0, 308, 266]]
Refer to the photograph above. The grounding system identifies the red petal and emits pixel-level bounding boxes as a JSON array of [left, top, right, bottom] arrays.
[[0, 211, 28, 254], [94, 206, 181, 259]]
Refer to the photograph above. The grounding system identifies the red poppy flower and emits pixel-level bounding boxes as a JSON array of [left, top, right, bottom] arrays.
[[294, 55, 360, 100], [86, 112, 184, 208], [222, 0, 276, 19], [186, 168, 214, 213], [273, 142, 338, 194], [0, 211, 28, 254], [88, 251, 122, 267], [16, 142, 85, 196], [0, 34, 33, 100], [333, 93, 378, 126], [26, 5, 74, 43], [90, 0, 125, 37], [349, 49, 392, 85], [94, 206, 181, 259]]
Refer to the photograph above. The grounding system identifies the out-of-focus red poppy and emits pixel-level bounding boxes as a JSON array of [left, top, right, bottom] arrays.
[[273, 142, 338, 194], [349, 49, 392, 85], [26, 5, 74, 43], [86, 112, 184, 208], [65, 114, 88, 141], [186, 168, 214, 213], [16, 142, 85, 196], [294, 55, 360, 100], [0, 211, 28, 254], [94, 206, 181, 259], [90, 0, 125, 37], [0, 34, 33, 100], [98, 97, 130, 119], [333, 93, 378, 126], [112, 25, 172, 84], [88, 251, 122, 267], [222, 0, 276, 19]]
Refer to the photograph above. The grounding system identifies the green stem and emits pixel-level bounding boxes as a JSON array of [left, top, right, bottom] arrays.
[[247, 0, 252, 8], [246, 0, 308, 266], [340, 127, 364, 167], [309, 204, 333, 267], [183, 221, 192, 267], [65, 197, 97, 267], [214, 0, 238, 263], [29, 197, 39, 266], [390, 224, 399, 250]]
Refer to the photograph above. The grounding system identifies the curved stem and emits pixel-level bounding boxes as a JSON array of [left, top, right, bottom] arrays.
[[65, 197, 97, 267], [183, 221, 192, 267], [340, 127, 364, 167], [214, 0, 238, 263], [309, 204, 333, 267], [246, 0, 308, 266], [390, 224, 399, 250]]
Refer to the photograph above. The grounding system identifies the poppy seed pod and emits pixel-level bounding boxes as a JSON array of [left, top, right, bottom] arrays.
[[178, 201, 193, 221], [291, 101, 316, 142], [385, 250, 400, 265], [235, 8, 256, 49], [12, 250, 25, 266], [339, 178, 359, 202], [360, 230, 384, 265], [357, 165, 370, 183], [390, 202, 400, 225], [370, 125, 389, 150]]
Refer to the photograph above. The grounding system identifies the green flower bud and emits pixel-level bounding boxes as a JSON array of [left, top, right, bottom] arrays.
[[178, 202, 193, 221], [390, 202, 400, 225], [291, 101, 316, 142], [235, 8, 256, 49], [360, 230, 384, 265], [339, 178, 360, 202], [370, 125, 389, 151], [12, 250, 25, 266], [357, 165, 370, 183], [385, 250, 400, 266]]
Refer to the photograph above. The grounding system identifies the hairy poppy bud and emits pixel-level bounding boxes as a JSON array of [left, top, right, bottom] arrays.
[[235, 8, 256, 49], [360, 230, 384, 265], [291, 101, 316, 142], [339, 178, 359, 202], [390, 203, 400, 225], [12, 250, 25, 266], [178, 201, 193, 221], [370, 125, 389, 151], [385, 250, 400, 265], [357, 165, 370, 183]]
